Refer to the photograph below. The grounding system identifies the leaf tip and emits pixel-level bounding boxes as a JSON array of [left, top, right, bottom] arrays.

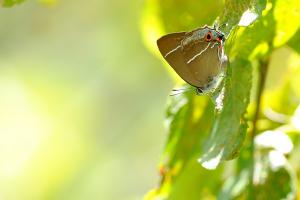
[[198, 149, 224, 170]]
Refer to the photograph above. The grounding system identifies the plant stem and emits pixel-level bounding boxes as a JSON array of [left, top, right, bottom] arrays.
[[248, 58, 269, 199]]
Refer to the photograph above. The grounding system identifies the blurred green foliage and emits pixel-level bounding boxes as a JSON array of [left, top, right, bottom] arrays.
[[0, 1, 172, 200], [2, 0, 25, 7], [142, 0, 300, 199]]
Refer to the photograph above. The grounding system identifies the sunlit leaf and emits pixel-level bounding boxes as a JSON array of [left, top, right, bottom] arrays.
[[238, 10, 259, 27], [261, 48, 300, 117], [255, 130, 293, 154], [218, 0, 267, 35], [273, 0, 300, 47], [219, 131, 297, 199]]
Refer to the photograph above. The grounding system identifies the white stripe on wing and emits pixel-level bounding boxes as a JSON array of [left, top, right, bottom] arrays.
[[187, 42, 211, 64], [164, 45, 181, 58]]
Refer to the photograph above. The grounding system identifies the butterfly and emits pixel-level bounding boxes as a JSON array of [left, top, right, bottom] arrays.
[[157, 25, 228, 95]]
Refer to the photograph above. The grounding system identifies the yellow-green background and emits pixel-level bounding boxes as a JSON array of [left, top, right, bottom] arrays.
[[0, 1, 171, 199]]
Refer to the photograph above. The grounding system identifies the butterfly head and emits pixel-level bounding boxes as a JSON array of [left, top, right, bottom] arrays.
[[201, 26, 226, 44]]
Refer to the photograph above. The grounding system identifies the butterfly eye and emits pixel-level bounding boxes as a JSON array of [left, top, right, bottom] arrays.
[[205, 32, 212, 42]]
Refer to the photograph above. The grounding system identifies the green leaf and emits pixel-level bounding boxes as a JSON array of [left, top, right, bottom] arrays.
[[197, 0, 293, 170], [162, 93, 213, 169], [198, 59, 252, 169], [195, 0, 269, 170], [218, 0, 267, 35], [145, 93, 216, 199], [2, 0, 25, 7]]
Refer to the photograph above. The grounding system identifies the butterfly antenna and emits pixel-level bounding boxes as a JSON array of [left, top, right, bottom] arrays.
[[171, 88, 188, 92], [170, 88, 194, 96]]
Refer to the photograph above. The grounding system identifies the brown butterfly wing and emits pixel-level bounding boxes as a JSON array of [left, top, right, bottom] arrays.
[[182, 40, 222, 87], [157, 32, 202, 87]]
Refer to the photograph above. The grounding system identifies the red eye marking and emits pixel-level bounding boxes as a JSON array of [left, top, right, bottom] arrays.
[[205, 32, 212, 42]]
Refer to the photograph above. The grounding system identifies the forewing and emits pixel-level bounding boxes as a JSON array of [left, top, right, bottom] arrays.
[[157, 32, 202, 87]]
